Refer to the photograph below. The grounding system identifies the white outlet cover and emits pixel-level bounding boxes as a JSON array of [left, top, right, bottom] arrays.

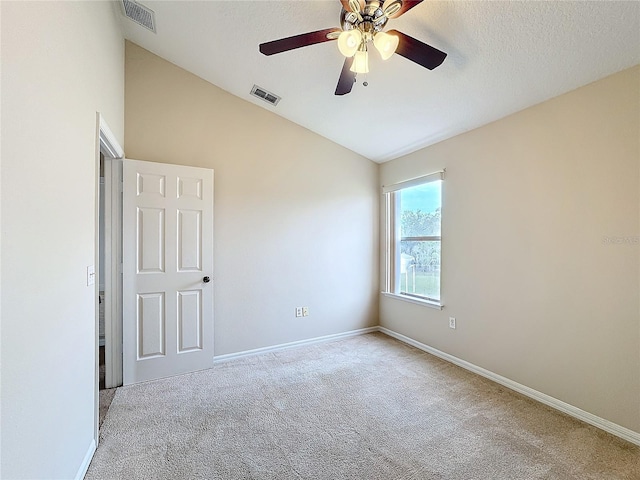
[[449, 317, 456, 329]]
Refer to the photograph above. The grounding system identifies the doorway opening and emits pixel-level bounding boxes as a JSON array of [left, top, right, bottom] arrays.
[[96, 114, 124, 438]]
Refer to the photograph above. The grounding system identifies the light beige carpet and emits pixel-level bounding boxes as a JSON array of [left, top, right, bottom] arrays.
[[86, 333, 639, 479], [99, 387, 117, 429]]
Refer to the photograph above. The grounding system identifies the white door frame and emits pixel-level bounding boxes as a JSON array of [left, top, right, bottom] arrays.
[[96, 113, 124, 445]]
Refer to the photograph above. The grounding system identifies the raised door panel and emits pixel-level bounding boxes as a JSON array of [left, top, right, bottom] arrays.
[[137, 207, 165, 273], [137, 172, 166, 198], [137, 292, 165, 359], [177, 290, 202, 353], [177, 209, 202, 272], [177, 176, 203, 200]]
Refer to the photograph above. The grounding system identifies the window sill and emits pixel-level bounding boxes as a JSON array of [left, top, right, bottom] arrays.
[[381, 292, 444, 310]]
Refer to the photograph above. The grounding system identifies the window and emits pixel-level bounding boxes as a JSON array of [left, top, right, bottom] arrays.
[[384, 171, 443, 306]]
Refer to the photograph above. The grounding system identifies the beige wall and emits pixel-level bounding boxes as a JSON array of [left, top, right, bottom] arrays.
[[380, 66, 640, 433], [1, 1, 124, 478], [125, 42, 379, 356]]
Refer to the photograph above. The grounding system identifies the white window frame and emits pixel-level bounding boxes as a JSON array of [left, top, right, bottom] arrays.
[[382, 171, 444, 309]]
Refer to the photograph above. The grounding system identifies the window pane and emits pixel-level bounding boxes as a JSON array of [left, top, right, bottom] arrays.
[[399, 181, 441, 237], [399, 240, 441, 301]]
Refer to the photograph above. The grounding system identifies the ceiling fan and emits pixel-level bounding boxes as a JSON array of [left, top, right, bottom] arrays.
[[259, 0, 447, 96]]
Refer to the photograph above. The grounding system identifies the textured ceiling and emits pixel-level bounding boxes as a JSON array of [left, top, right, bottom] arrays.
[[119, 1, 640, 163]]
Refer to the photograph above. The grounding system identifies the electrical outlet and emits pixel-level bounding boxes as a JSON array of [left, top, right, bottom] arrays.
[[295, 307, 303, 317], [302, 306, 309, 317], [449, 317, 456, 329]]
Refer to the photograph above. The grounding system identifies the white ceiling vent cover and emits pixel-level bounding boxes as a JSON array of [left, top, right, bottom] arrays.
[[250, 85, 281, 106], [121, 0, 156, 33]]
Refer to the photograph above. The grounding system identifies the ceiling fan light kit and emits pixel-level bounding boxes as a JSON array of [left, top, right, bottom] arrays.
[[351, 49, 370, 74], [258, 0, 447, 96], [337, 29, 362, 57], [373, 31, 400, 60]]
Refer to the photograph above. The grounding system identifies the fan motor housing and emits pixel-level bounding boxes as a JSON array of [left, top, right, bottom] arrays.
[[341, 1, 389, 33]]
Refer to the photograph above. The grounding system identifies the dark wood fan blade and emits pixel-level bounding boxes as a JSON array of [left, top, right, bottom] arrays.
[[335, 57, 356, 95], [259, 28, 341, 56], [390, 0, 424, 18], [387, 29, 446, 70]]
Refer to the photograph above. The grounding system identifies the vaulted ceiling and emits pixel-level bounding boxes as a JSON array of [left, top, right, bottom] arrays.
[[119, 1, 640, 162]]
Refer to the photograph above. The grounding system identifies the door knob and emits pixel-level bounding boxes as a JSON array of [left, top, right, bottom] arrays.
[[203, 276, 211, 283]]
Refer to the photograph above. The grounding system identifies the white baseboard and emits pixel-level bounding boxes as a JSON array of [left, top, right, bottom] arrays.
[[213, 326, 379, 363], [74, 439, 96, 480], [378, 326, 640, 447]]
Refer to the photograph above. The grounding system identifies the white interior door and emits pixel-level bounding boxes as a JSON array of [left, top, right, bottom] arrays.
[[122, 159, 214, 385]]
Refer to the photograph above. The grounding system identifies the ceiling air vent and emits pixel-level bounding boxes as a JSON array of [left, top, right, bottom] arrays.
[[250, 85, 281, 106], [121, 0, 156, 33]]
